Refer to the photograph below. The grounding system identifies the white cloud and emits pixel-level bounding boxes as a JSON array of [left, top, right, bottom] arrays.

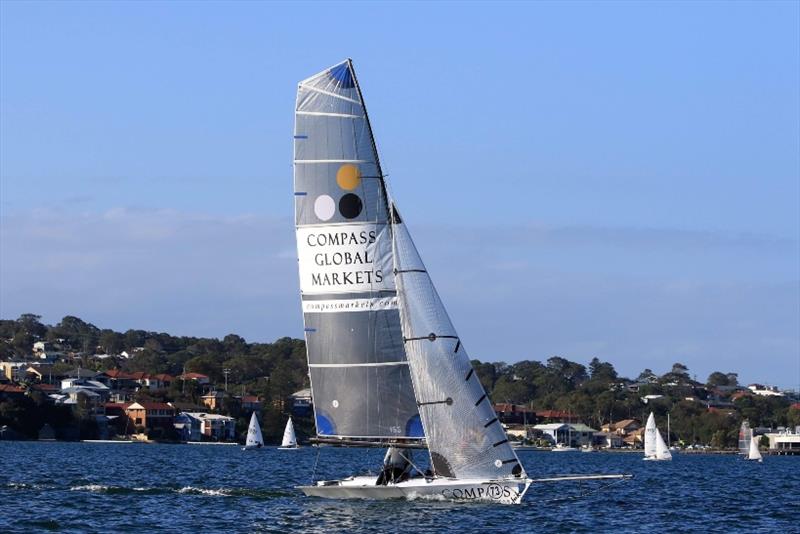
[[1, 209, 797, 387]]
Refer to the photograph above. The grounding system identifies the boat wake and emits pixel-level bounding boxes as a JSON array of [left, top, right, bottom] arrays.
[[65, 483, 292, 499]]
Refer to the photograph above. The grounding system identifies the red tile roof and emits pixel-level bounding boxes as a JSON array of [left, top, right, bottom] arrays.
[[180, 372, 209, 380], [536, 410, 573, 419], [0, 384, 25, 394], [151, 374, 174, 381], [103, 369, 138, 380]]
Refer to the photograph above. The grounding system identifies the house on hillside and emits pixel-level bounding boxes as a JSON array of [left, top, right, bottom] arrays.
[[178, 372, 210, 386], [534, 410, 573, 423], [493, 404, 536, 426], [290, 388, 312, 417], [239, 396, 262, 412], [201, 391, 227, 411]]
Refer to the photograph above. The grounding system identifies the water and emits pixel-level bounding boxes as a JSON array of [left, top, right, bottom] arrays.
[[0, 442, 796, 533]]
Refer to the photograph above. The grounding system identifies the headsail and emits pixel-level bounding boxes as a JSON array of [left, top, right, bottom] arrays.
[[747, 434, 763, 461], [654, 427, 672, 460], [392, 208, 525, 479], [294, 60, 421, 441], [245, 412, 264, 448]]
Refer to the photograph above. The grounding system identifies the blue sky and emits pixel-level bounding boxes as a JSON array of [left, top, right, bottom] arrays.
[[1, 1, 798, 388]]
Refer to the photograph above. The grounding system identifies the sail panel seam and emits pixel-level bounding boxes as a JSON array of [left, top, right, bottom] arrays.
[[295, 111, 364, 119], [298, 83, 362, 105]]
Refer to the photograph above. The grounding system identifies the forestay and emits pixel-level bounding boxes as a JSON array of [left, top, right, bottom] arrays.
[[391, 208, 525, 479], [293, 60, 421, 441]]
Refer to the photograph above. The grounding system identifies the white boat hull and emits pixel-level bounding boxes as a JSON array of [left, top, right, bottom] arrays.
[[298, 476, 530, 505]]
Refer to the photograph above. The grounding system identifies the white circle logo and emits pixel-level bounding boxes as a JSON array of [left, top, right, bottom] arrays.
[[314, 195, 335, 221], [332, 400, 339, 408], [494, 459, 503, 468]]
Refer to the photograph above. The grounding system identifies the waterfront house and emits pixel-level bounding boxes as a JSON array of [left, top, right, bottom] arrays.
[[601, 419, 641, 436], [124, 402, 176, 430], [174, 412, 203, 441], [568, 423, 598, 447], [764, 428, 800, 455], [594, 431, 623, 449], [532, 423, 569, 445], [178, 412, 236, 441]]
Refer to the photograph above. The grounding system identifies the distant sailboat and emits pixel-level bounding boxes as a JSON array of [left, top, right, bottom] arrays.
[[279, 417, 299, 449], [643, 412, 672, 461], [738, 421, 752, 456], [747, 433, 763, 462], [243, 412, 264, 450]]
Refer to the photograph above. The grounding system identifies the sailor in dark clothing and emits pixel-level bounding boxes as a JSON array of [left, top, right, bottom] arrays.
[[376, 447, 413, 485]]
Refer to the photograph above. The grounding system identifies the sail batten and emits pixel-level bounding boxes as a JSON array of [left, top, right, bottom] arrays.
[[294, 60, 421, 441]]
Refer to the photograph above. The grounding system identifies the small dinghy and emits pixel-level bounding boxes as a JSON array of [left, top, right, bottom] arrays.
[[643, 412, 672, 461], [278, 418, 299, 449], [242, 412, 264, 450]]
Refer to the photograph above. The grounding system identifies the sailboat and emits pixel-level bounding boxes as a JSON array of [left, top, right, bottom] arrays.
[[243, 412, 264, 450], [738, 421, 752, 456], [747, 433, 763, 462], [643, 412, 672, 461], [291, 59, 630, 504], [279, 417, 299, 449]]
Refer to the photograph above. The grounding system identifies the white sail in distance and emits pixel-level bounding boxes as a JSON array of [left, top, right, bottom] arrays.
[[281, 418, 298, 448], [654, 428, 672, 460], [245, 412, 264, 449], [748, 434, 763, 461], [644, 412, 657, 458], [739, 421, 752, 456]]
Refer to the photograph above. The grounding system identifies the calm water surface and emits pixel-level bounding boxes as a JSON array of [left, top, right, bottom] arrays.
[[0, 442, 797, 533]]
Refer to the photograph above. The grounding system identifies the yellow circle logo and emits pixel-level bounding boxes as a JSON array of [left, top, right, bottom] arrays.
[[336, 164, 361, 191]]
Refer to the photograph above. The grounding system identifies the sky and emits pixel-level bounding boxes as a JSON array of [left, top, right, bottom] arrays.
[[1, 1, 798, 388]]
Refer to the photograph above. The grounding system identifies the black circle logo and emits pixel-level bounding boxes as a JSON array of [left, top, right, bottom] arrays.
[[339, 193, 363, 219]]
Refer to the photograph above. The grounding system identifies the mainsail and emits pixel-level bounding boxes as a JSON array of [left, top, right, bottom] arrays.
[[738, 421, 752, 456], [392, 208, 525, 479], [294, 60, 421, 441], [644, 412, 657, 458], [245, 412, 264, 448]]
